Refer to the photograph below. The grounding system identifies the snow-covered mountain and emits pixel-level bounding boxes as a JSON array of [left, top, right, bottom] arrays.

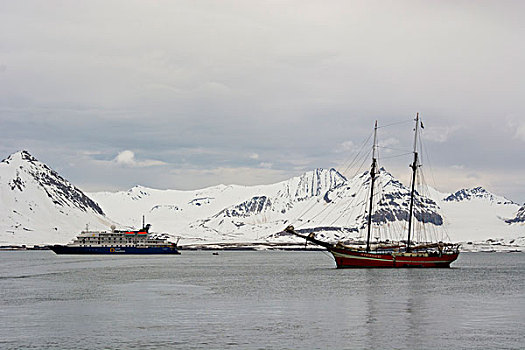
[[1, 150, 524, 248], [444, 187, 515, 205], [88, 168, 349, 243], [506, 204, 525, 224], [437, 186, 521, 242], [89, 167, 524, 246], [0, 151, 114, 244]]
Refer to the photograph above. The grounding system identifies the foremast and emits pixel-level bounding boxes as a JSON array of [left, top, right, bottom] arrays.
[[366, 121, 378, 252], [406, 113, 420, 252]]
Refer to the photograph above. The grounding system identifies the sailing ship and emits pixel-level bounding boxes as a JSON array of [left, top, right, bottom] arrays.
[[285, 114, 460, 268]]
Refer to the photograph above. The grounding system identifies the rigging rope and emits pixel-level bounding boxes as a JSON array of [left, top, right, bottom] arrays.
[[377, 145, 412, 152], [376, 119, 413, 129], [339, 131, 374, 177], [288, 116, 453, 248], [380, 152, 413, 160], [291, 131, 374, 229], [294, 141, 373, 230]]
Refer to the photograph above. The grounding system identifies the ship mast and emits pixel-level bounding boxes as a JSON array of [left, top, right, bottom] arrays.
[[406, 113, 420, 252], [366, 121, 378, 252]]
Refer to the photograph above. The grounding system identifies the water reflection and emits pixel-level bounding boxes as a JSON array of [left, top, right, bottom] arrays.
[[0, 251, 523, 350]]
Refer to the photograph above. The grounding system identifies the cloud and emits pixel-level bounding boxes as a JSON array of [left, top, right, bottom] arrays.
[[378, 137, 401, 154], [381, 138, 399, 147], [336, 140, 355, 153], [423, 126, 461, 143], [515, 123, 525, 142], [259, 162, 273, 169], [1, 1, 525, 202], [114, 150, 166, 167], [80, 150, 103, 156]]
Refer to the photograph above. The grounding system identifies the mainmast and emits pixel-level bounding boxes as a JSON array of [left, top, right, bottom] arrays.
[[406, 113, 420, 252], [366, 121, 378, 252]]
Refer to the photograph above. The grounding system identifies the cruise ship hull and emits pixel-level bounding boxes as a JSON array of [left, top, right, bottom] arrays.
[[49, 245, 180, 255]]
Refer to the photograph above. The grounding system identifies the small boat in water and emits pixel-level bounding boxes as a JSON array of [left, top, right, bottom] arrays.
[[49, 223, 180, 255], [285, 114, 460, 268]]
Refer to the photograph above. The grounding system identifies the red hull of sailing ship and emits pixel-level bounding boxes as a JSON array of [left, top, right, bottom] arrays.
[[331, 247, 458, 268]]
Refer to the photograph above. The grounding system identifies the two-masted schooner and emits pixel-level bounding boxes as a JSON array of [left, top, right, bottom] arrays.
[[285, 114, 460, 268]]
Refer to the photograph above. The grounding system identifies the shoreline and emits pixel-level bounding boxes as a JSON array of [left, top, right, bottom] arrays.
[[1, 242, 522, 253]]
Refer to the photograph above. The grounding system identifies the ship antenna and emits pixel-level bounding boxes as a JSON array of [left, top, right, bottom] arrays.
[[366, 120, 378, 253], [406, 113, 420, 252], [142, 215, 145, 230]]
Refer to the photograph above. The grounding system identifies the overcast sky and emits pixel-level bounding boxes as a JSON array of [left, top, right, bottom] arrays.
[[1, 0, 524, 202]]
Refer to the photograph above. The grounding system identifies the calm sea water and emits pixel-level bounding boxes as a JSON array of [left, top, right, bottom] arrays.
[[0, 251, 523, 350]]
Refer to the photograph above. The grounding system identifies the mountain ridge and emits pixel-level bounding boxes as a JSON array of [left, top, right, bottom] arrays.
[[506, 204, 525, 224], [0, 151, 113, 244], [0, 150, 524, 246]]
